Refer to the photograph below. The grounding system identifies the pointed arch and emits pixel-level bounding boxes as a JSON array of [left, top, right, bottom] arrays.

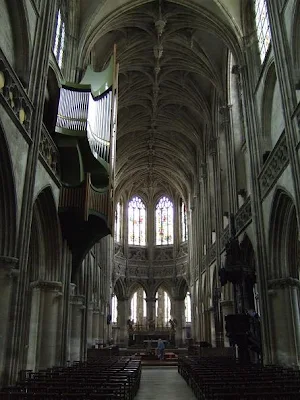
[[155, 195, 174, 245], [269, 188, 298, 280], [29, 186, 63, 282], [261, 62, 277, 156], [128, 195, 146, 246], [113, 277, 126, 300], [0, 123, 17, 257]]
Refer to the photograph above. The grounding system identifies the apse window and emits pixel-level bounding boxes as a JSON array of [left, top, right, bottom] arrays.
[[254, 0, 271, 63], [128, 196, 146, 245], [156, 196, 174, 245], [181, 199, 188, 242], [53, 9, 66, 68]]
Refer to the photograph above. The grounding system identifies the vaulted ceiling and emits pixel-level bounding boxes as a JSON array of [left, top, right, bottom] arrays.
[[76, 0, 244, 203]]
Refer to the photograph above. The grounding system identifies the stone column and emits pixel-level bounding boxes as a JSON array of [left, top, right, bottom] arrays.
[[92, 308, 100, 344], [117, 298, 129, 347], [220, 300, 234, 347], [69, 295, 85, 362], [9, 0, 59, 382], [27, 281, 63, 371], [86, 303, 94, 349], [0, 257, 18, 386], [146, 297, 157, 329], [209, 307, 216, 347], [268, 278, 300, 366], [173, 297, 184, 347]]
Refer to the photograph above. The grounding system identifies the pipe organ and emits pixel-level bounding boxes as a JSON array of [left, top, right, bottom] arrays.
[[55, 49, 118, 179]]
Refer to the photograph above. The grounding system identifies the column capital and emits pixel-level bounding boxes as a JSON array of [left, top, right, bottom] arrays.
[[220, 300, 234, 308], [30, 280, 63, 291], [145, 297, 157, 302], [70, 295, 85, 307], [268, 277, 300, 290], [0, 256, 19, 269]]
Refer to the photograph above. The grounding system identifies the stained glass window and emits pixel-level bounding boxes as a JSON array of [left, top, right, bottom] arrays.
[[181, 199, 188, 242], [128, 196, 146, 245], [156, 196, 173, 245], [53, 9, 65, 68], [185, 292, 191, 323], [254, 0, 271, 63], [114, 201, 122, 242]]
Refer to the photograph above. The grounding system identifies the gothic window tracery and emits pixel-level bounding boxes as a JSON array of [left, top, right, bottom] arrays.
[[254, 0, 271, 63], [156, 196, 173, 245], [53, 8, 65, 68], [128, 196, 146, 246]]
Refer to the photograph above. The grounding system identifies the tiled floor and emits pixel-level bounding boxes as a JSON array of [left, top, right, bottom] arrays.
[[135, 366, 196, 400]]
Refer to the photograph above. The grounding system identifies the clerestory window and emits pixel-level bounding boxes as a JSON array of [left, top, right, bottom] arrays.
[[181, 199, 188, 242], [156, 196, 173, 245], [128, 196, 146, 245], [53, 9, 65, 69], [254, 0, 271, 63]]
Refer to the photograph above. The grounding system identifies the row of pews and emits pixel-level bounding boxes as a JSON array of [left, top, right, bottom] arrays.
[[0, 356, 141, 399], [178, 356, 300, 399]]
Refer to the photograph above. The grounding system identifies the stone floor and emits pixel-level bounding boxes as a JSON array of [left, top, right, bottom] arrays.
[[135, 366, 196, 400]]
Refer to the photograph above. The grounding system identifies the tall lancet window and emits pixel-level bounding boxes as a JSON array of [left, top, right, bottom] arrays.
[[53, 9, 66, 68], [128, 196, 146, 245], [254, 0, 271, 63], [114, 201, 122, 242], [185, 292, 191, 323], [111, 293, 118, 324], [181, 199, 188, 242], [156, 196, 173, 245]]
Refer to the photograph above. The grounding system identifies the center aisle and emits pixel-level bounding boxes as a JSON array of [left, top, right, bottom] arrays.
[[135, 366, 197, 400]]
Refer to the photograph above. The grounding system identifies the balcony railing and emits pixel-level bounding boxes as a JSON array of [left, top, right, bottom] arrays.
[[0, 48, 33, 138], [39, 124, 60, 179]]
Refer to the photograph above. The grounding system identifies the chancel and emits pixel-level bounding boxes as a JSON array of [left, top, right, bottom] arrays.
[[1, 0, 300, 398]]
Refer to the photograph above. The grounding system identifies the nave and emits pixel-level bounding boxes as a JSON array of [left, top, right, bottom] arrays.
[[135, 367, 196, 400]]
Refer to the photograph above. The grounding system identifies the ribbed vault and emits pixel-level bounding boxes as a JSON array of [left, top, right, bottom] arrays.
[[77, 0, 243, 201]]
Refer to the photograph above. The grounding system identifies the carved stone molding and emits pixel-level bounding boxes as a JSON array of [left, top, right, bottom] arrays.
[[39, 124, 60, 179], [0, 49, 33, 138], [259, 132, 289, 199], [0, 256, 19, 279], [221, 226, 230, 250], [128, 247, 147, 261], [235, 196, 252, 234], [268, 277, 300, 290]]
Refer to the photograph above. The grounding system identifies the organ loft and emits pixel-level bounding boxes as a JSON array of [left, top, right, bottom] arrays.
[[1, 0, 300, 398]]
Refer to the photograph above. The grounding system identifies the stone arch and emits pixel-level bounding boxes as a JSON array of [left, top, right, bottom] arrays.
[[153, 280, 173, 299], [176, 277, 189, 299], [29, 186, 62, 282], [113, 277, 126, 300], [269, 188, 298, 280], [127, 280, 148, 299], [261, 61, 277, 159], [43, 67, 60, 134], [0, 0, 31, 85], [0, 123, 17, 257]]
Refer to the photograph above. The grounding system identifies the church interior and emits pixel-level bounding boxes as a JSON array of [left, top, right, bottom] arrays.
[[1, 0, 300, 398]]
